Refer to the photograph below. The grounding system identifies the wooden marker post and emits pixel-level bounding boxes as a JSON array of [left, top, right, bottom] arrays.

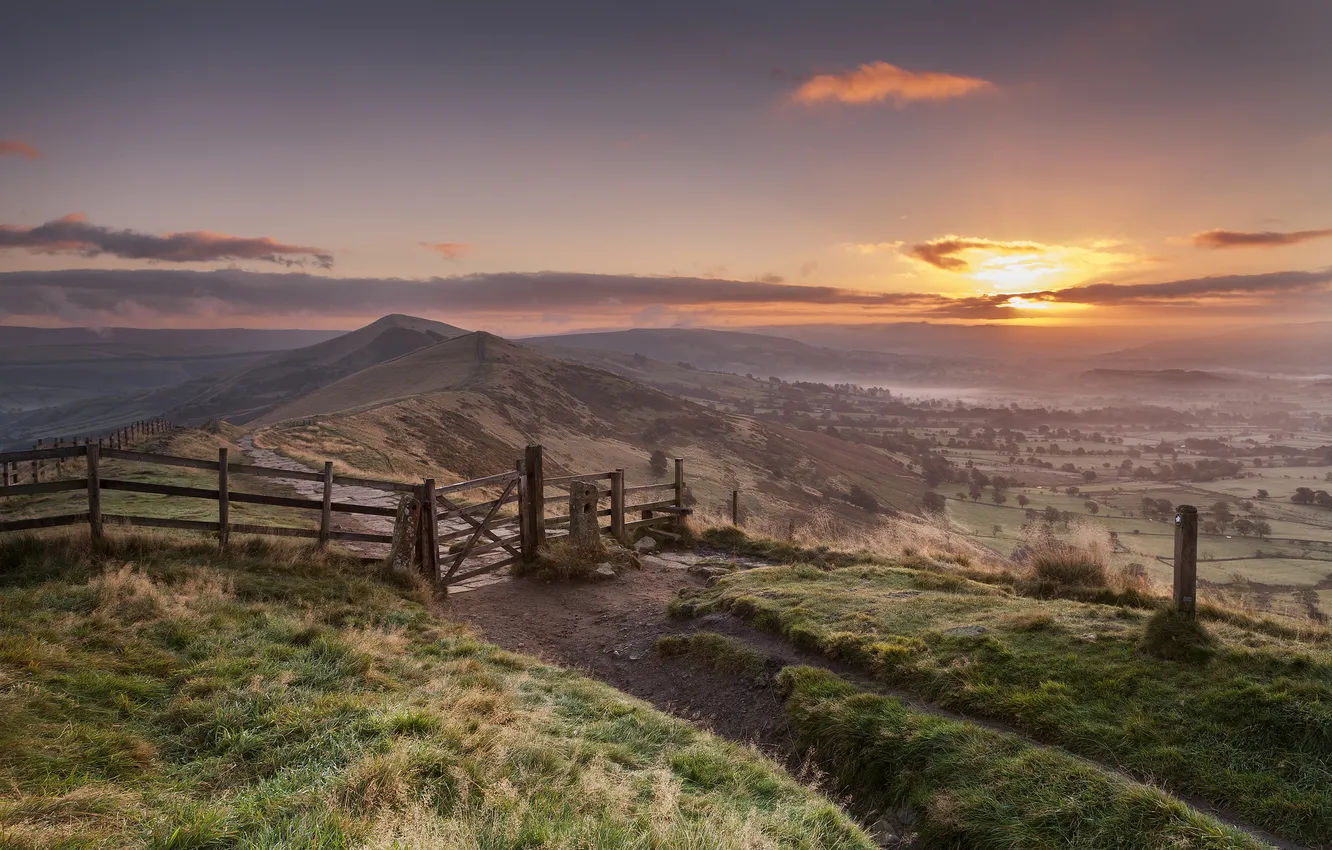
[[86, 444, 102, 545], [318, 461, 334, 547], [731, 489, 740, 526], [218, 448, 230, 549], [1174, 505, 1198, 617], [610, 468, 626, 544]]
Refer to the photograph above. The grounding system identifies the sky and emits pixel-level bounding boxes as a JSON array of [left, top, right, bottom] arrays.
[[2, 0, 1331, 334]]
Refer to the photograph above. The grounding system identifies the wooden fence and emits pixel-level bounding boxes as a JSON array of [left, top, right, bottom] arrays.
[[0, 438, 688, 589]]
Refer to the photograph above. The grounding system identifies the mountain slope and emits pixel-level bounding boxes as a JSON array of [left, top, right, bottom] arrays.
[[1104, 320, 1332, 375], [253, 332, 926, 519], [0, 315, 470, 445]]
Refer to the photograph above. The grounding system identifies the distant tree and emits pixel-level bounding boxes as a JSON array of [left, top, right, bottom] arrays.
[[992, 524, 1003, 537], [649, 449, 669, 477], [1065, 486, 1080, 497], [1042, 506, 1061, 524], [1292, 487, 1317, 505], [1201, 520, 1220, 535], [1082, 469, 1098, 483], [1254, 520, 1272, 538], [968, 483, 983, 501], [1084, 500, 1099, 515], [848, 484, 879, 513], [921, 492, 947, 513], [1025, 508, 1039, 521], [1016, 494, 1030, 507], [1318, 490, 1332, 508], [1233, 518, 1255, 537], [991, 490, 1007, 505], [991, 475, 1009, 493], [1211, 501, 1234, 531]]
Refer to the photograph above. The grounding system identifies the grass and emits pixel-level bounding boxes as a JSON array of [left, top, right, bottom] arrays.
[[778, 666, 1268, 849], [0, 530, 875, 849], [672, 552, 1332, 846], [1141, 608, 1217, 663], [655, 631, 768, 680]]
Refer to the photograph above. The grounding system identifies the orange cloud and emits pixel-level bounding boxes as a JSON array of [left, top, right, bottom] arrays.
[[1193, 227, 1332, 249], [791, 61, 993, 107], [420, 241, 471, 260], [0, 139, 42, 160]]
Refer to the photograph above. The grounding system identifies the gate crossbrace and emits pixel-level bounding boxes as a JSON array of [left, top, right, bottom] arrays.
[[439, 478, 519, 582]]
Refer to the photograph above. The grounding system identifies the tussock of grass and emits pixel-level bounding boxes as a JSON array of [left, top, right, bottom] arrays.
[[512, 536, 639, 580], [1023, 524, 1110, 588], [1142, 608, 1216, 663], [655, 631, 768, 679], [778, 666, 1267, 849], [0, 530, 874, 849], [675, 558, 1332, 846]]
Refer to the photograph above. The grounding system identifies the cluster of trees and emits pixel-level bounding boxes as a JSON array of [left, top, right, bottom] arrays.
[[1291, 487, 1332, 508]]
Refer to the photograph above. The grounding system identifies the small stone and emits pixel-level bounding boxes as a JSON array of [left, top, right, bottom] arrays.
[[634, 536, 658, 552], [594, 564, 616, 579], [943, 625, 989, 637]]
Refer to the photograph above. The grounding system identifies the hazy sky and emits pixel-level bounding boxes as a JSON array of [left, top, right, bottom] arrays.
[[2, 0, 1331, 333]]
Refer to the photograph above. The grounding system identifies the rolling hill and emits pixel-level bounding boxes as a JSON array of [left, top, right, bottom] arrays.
[[252, 330, 926, 520], [525, 327, 986, 386], [0, 326, 345, 412]]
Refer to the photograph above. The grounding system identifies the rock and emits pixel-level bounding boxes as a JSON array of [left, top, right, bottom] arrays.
[[943, 625, 989, 637], [633, 536, 658, 552], [687, 564, 731, 580], [594, 563, 617, 579]]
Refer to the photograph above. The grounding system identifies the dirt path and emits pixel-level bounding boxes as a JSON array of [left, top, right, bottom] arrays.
[[445, 548, 1306, 850]]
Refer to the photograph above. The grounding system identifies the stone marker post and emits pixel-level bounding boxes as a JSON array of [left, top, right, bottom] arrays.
[[568, 479, 601, 547]]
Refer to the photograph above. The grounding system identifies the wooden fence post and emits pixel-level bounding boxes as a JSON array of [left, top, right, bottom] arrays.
[[731, 489, 740, 526], [56, 439, 63, 476], [87, 444, 102, 545], [2, 460, 8, 487], [421, 478, 439, 579], [1174, 505, 1198, 617], [610, 468, 626, 544], [521, 444, 545, 561], [32, 439, 41, 483], [218, 448, 230, 549], [673, 457, 685, 533], [318, 461, 334, 547]]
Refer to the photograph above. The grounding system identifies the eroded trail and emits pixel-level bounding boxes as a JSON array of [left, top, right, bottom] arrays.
[[444, 550, 1307, 850]]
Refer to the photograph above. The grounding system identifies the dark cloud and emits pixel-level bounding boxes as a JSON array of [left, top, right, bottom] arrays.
[[0, 140, 41, 159], [0, 214, 333, 268], [908, 236, 1048, 271], [1, 267, 1328, 326], [1193, 228, 1332, 249]]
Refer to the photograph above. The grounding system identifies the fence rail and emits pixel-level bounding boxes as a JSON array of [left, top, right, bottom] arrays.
[[1, 434, 689, 590]]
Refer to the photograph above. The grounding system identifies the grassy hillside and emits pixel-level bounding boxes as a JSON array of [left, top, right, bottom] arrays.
[[250, 332, 925, 520], [673, 528, 1332, 847], [0, 531, 874, 849]]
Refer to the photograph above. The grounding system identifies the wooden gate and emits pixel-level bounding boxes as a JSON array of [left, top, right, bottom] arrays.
[[414, 471, 523, 587]]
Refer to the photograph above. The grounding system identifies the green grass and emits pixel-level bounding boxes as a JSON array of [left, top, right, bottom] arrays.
[[779, 666, 1268, 849], [673, 558, 1332, 847], [655, 631, 768, 680], [0, 530, 874, 849]]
